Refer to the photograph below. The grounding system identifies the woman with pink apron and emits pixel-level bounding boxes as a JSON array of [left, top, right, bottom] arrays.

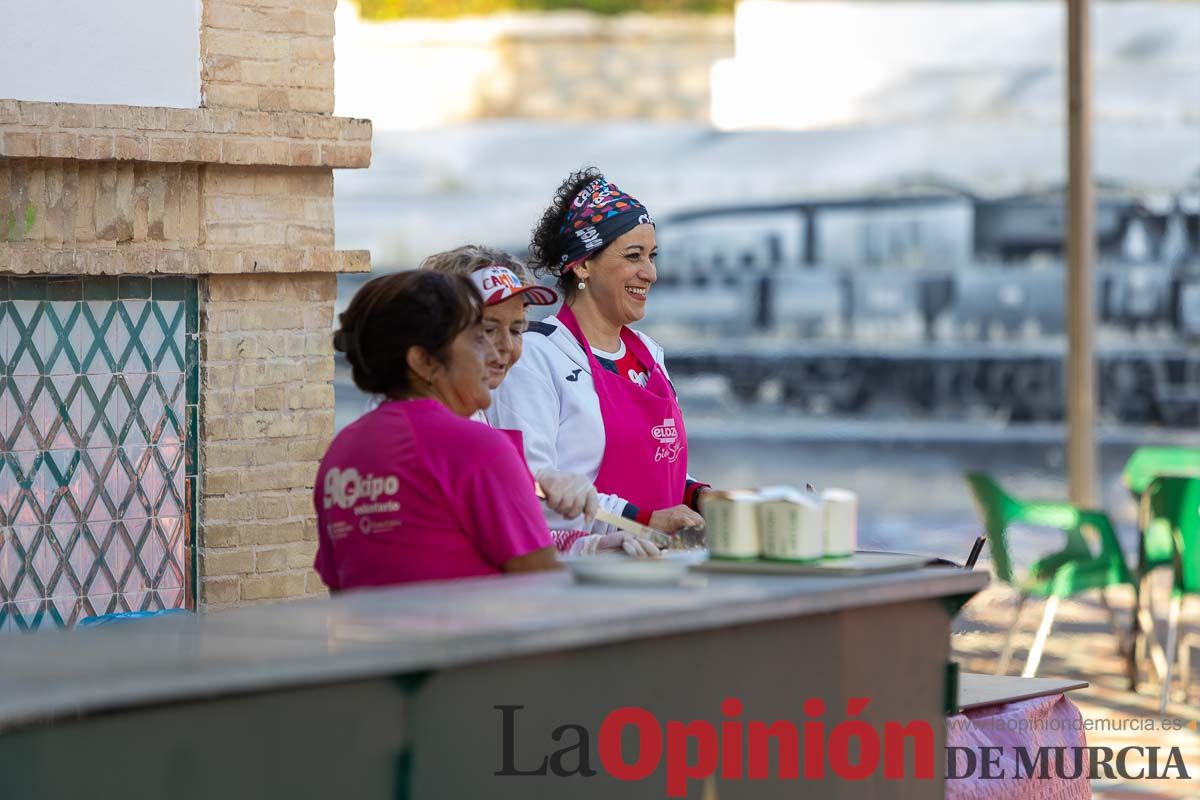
[[556, 304, 691, 516], [489, 170, 711, 539]]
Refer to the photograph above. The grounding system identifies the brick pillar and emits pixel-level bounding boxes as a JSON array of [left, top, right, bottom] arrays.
[[198, 271, 341, 605], [0, 0, 371, 619], [194, 0, 369, 608], [201, 0, 337, 114]]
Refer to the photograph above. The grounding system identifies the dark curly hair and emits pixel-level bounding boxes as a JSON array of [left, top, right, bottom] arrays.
[[528, 166, 604, 300], [334, 270, 482, 397]]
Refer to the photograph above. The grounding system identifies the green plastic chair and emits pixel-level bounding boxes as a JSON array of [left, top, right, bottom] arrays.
[[1122, 447, 1200, 497], [1120, 447, 1200, 688], [965, 472, 1137, 679], [1142, 476, 1200, 713], [1123, 447, 1200, 572]]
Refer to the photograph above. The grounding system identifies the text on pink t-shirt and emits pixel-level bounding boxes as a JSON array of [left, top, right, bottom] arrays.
[[313, 398, 553, 590]]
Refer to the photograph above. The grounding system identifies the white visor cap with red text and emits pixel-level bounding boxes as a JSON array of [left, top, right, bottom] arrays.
[[470, 264, 559, 307]]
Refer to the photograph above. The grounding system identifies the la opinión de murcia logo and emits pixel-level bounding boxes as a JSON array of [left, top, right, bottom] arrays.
[[496, 698, 935, 797], [494, 700, 1192, 797], [947, 744, 1191, 782]]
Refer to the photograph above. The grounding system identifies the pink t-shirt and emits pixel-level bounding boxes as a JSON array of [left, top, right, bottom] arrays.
[[313, 398, 553, 590]]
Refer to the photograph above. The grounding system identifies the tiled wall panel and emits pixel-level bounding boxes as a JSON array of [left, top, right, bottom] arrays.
[[0, 275, 198, 630]]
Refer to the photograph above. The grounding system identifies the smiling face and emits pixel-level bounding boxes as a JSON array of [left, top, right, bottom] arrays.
[[575, 223, 657, 327], [481, 296, 528, 389]]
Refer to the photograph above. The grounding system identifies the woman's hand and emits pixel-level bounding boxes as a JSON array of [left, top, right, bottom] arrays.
[[649, 504, 705, 533], [569, 534, 661, 558], [535, 469, 599, 524]]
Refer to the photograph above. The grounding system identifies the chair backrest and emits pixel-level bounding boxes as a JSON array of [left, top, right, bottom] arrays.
[[964, 472, 1017, 584], [1143, 476, 1200, 595], [1122, 447, 1200, 497]]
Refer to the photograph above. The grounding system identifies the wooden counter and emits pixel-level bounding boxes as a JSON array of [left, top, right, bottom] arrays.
[[0, 566, 987, 799]]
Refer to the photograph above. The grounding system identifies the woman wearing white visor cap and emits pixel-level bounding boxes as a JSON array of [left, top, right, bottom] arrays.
[[422, 245, 659, 557]]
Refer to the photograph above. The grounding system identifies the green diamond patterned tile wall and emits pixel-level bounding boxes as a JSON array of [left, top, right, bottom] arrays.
[[0, 276, 200, 631]]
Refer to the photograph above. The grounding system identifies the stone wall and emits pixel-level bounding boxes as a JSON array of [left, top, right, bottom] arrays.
[[1, 0, 371, 621], [0, 102, 370, 278], [335, 9, 733, 127], [480, 15, 733, 121]]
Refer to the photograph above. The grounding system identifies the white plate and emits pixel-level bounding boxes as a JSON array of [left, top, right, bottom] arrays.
[[565, 551, 706, 586]]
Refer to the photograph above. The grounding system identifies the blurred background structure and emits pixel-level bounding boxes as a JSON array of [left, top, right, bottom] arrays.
[[331, 8, 1200, 780], [332, 0, 1200, 552]]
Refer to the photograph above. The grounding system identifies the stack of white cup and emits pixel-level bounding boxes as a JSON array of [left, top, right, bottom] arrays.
[[703, 486, 859, 562], [821, 488, 858, 558], [700, 490, 762, 560], [758, 486, 824, 562]]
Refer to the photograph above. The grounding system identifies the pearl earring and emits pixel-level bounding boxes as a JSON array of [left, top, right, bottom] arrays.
[[577, 280, 586, 291]]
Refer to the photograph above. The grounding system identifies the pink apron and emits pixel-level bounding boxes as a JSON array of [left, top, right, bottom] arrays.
[[556, 305, 688, 512]]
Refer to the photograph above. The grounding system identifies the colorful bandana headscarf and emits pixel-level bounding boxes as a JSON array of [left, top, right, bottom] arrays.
[[556, 176, 654, 270]]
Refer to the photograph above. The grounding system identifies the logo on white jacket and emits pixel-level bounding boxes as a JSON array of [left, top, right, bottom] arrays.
[[652, 417, 682, 463]]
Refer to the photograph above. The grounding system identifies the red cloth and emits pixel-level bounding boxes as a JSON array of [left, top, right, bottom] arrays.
[[613, 346, 649, 387], [551, 529, 590, 552], [945, 694, 1091, 800], [313, 398, 552, 591]]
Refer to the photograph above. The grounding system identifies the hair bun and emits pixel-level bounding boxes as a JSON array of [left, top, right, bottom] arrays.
[[332, 327, 353, 355]]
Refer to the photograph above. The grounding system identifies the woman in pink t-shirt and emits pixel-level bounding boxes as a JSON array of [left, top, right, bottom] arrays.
[[314, 270, 561, 591]]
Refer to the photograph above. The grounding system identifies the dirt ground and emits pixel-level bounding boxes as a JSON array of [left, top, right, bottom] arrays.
[[952, 575, 1200, 800]]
